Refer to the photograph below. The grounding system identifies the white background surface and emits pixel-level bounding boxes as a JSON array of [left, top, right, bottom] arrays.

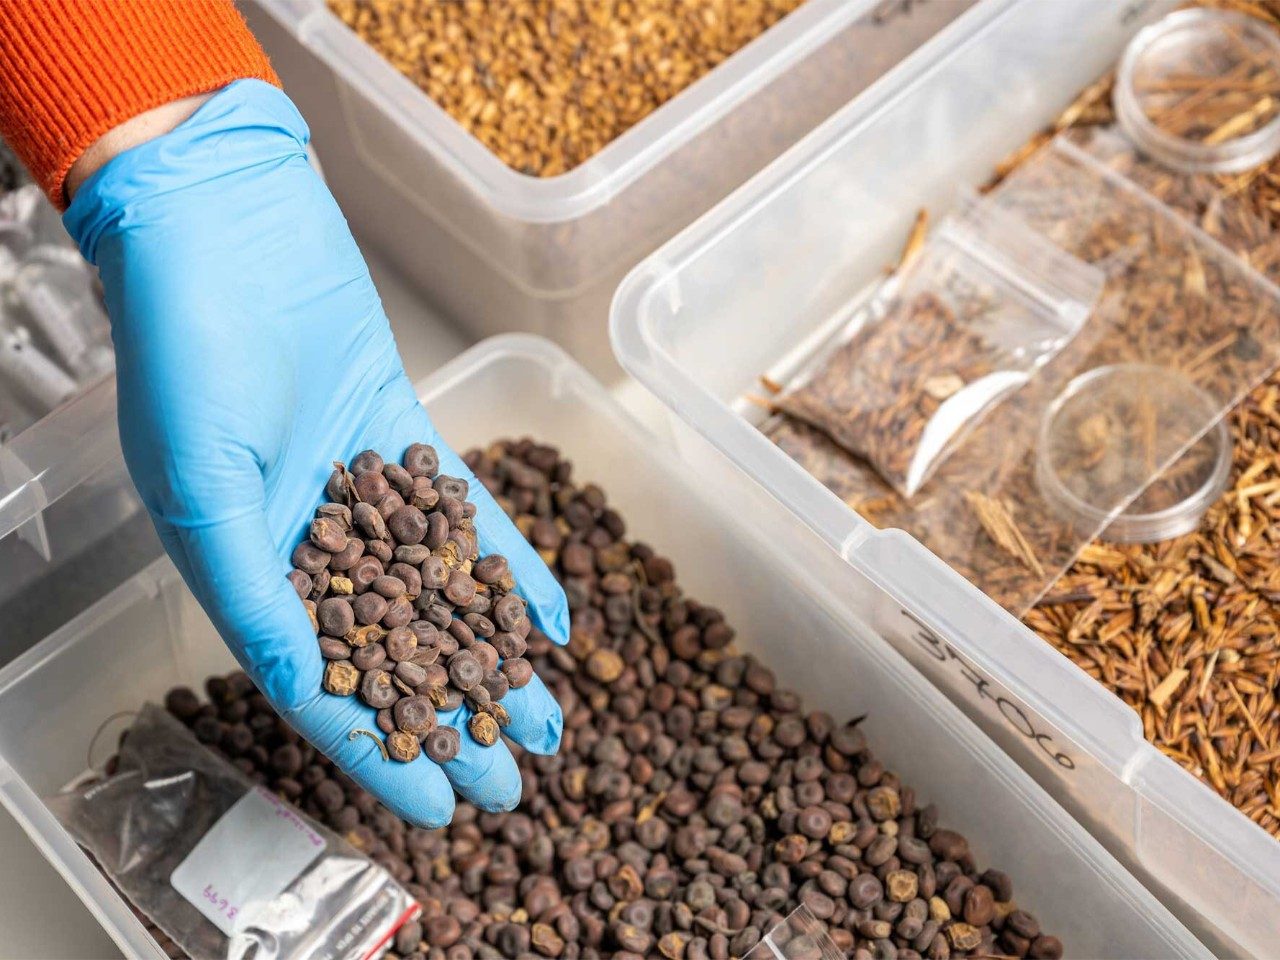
[[0, 246, 475, 959]]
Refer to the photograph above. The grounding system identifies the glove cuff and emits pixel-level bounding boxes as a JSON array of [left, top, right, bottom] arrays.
[[0, 0, 279, 210]]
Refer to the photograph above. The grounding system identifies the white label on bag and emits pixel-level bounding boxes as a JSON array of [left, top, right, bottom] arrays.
[[171, 785, 326, 935]]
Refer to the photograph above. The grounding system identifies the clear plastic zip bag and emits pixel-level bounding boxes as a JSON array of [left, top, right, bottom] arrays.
[[771, 138, 1280, 613], [47, 705, 418, 960], [773, 194, 1103, 496]]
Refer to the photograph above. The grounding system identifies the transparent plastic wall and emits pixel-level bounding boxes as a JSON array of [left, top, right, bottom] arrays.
[[612, 0, 1280, 954], [0, 336, 1206, 959]]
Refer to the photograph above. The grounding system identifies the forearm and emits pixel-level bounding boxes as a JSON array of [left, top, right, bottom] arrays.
[[0, 0, 277, 209]]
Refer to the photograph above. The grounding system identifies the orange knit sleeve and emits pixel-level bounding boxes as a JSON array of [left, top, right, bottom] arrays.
[[0, 0, 279, 209]]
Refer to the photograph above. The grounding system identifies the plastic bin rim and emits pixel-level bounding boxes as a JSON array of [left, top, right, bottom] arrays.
[[0, 333, 1206, 958], [255, 0, 897, 224]]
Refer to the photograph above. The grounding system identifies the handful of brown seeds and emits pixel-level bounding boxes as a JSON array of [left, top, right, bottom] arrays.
[[288, 445, 537, 762]]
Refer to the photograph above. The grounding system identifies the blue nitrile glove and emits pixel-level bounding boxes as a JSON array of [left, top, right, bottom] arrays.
[[63, 80, 568, 827]]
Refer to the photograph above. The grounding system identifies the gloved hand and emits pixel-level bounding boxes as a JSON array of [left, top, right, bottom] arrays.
[[63, 80, 568, 827]]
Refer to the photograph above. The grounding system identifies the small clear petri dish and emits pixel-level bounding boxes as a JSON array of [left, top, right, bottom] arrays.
[[1036, 363, 1231, 544], [1114, 8, 1280, 174]]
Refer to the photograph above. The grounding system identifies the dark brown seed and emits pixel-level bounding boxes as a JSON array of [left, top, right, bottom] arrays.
[[382, 596, 414, 629], [353, 501, 387, 540], [360, 669, 400, 710], [351, 641, 387, 671], [469, 712, 500, 746], [376, 708, 396, 735], [317, 597, 356, 638], [351, 449, 384, 474], [291, 542, 330, 576], [444, 569, 478, 607], [502, 658, 534, 688], [472, 554, 509, 585], [434, 475, 468, 500], [481, 669, 510, 702], [353, 592, 388, 626], [395, 660, 428, 688], [403, 442, 439, 478], [421, 555, 450, 590], [387, 729, 420, 763], [388, 505, 428, 545], [354, 470, 389, 503], [425, 511, 450, 550], [424, 726, 461, 763], [329, 537, 365, 571], [385, 626, 418, 662], [310, 516, 347, 552], [384, 462, 414, 496], [318, 636, 352, 660], [449, 652, 484, 691], [349, 555, 384, 592], [372, 575, 408, 598], [287, 568, 312, 600], [394, 696, 436, 735]]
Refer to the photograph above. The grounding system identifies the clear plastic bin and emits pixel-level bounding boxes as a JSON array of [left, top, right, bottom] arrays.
[[611, 0, 1280, 954], [241, 0, 971, 381], [0, 334, 1207, 959]]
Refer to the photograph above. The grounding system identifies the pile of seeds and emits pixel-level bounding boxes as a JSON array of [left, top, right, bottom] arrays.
[[289, 445, 536, 762], [325, 0, 805, 177], [141, 437, 1060, 960]]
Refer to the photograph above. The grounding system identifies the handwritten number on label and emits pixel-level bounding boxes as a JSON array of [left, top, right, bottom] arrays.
[[901, 610, 1075, 770]]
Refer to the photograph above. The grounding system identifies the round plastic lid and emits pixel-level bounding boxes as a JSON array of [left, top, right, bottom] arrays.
[[1115, 9, 1280, 174], [1036, 363, 1231, 544]]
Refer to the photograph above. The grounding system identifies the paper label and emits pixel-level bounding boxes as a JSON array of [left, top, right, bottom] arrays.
[[171, 785, 326, 935]]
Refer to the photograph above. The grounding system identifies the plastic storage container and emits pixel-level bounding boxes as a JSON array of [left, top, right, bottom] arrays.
[[611, 0, 1280, 954], [241, 0, 971, 381], [0, 180, 154, 661], [0, 335, 1208, 959]]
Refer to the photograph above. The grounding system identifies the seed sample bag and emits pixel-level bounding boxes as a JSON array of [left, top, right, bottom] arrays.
[[48, 705, 418, 960], [774, 194, 1102, 496], [770, 133, 1280, 613]]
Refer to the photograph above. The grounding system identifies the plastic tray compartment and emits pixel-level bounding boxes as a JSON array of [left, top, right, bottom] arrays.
[[0, 335, 1206, 959], [611, 0, 1280, 954], [241, 0, 970, 381]]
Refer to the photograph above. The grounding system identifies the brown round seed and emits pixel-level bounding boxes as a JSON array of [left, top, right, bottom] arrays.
[[372, 575, 408, 599], [388, 505, 428, 545], [394, 696, 436, 735], [310, 516, 347, 552], [317, 597, 355, 638], [420, 555, 450, 590], [402, 442, 439, 478], [472, 554, 509, 585], [360, 669, 400, 709], [291, 542, 330, 576], [449, 652, 484, 691], [318, 637, 351, 660], [351, 642, 387, 672], [444, 569, 477, 607], [287, 569, 312, 600], [353, 591, 388, 626], [384, 626, 418, 662], [501, 657, 534, 688], [424, 725, 461, 763]]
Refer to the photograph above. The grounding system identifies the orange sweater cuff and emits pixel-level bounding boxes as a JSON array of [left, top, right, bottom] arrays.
[[0, 0, 279, 209]]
